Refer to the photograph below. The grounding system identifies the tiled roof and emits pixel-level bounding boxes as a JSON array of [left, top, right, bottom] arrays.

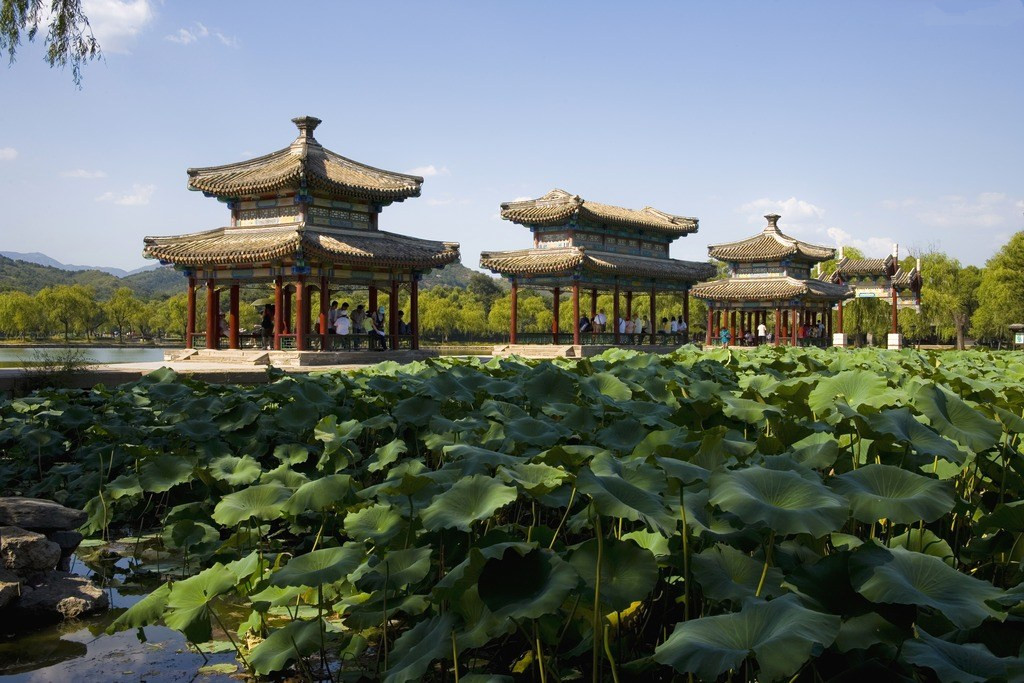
[[186, 117, 423, 202], [708, 214, 835, 264], [893, 267, 922, 290], [691, 276, 850, 303], [830, 256, 895, 279], [500, 189, 699, 236], [143, 225, 459, 269], [479, 246, 715, 282]]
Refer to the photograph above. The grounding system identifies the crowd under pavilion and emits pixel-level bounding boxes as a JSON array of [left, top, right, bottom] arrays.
[[143, 116, 459, 354], [480, 189, 716, 346]]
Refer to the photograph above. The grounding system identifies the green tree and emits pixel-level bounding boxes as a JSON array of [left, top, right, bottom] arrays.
[[105, 287, 141, 344], [973, 232, 1024, 344], [1, 0, 99, 85], [917, 253, 980, 349], [36, 283, 94, 341], [467, 273, 505, 314], [0, 290, 40, 337]]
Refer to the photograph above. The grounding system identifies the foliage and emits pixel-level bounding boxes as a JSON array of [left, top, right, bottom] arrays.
[[973, 231, 1024, 341], [4, 332, 1024, 680], [0, 0, 99, 85]]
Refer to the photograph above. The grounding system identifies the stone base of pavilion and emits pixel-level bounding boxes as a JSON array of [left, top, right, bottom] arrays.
[[166, 348, 439, 367], [492, 343, 688, 359]]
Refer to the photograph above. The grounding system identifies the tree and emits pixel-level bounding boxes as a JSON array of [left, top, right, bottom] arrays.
[[105, 287, 141, 343], [36, 283, 93, 341], [1, 0, 100, 86], [917, 253, 980, 349], [467, 273, 505, 314], [973, 231, 1024, 343]]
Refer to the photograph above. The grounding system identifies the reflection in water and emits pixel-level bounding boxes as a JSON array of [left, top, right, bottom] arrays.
[[0, 347, 167, 366]]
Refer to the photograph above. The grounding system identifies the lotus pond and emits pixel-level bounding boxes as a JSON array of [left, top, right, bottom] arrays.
[[2, 347, 1024, 682]]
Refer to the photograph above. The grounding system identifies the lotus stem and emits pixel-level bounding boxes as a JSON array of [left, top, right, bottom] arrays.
[[602, 623, 620, 683], [755, 530, 776, 598], [534, 619, 547, 683], [452, 629, 460, 683], [679, 491, 691, 621], [548, 486, 577, 549], [210, 602, 251, 672], [593, 510, 603, 683]]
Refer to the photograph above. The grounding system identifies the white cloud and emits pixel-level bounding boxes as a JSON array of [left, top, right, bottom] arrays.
[[510, 196, 532, 202], [96, 183, 155, 206], [61, 169, 107, 179], [407, 165, 450, 177], [166, 22, 238, 48], [739, 197, 826, 227], [215, 32, 239, 48], [0, 147, 17, 161], [83, 0, 155, 53], [826, 227, 898, 258], [891, 192, 1022, 230]]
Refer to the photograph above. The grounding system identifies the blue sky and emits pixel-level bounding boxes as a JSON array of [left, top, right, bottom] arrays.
[[1, 0, 1022, 272]]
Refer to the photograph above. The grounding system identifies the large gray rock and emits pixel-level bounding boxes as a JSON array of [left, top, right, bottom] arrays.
[[0, 526, 62, 575], [47, 530, 84, 553], [0, 568, 19, 609], [0, 498, 87, 532], [16, 572, 108, 619]]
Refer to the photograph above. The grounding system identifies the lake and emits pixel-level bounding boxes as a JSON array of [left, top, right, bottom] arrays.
[[0, 347, 167, 367]]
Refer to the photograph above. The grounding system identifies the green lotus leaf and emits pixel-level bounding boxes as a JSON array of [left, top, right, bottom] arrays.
[[106, 473, 142, 500], [902, 628, 1024, 683], [215, 402, 260, 432], [522, 365, 578, 406], [392, 396, 441, 427], [211, 483, 291, 526], [504, 416, 568, 448], [452, 584, 515, 651], [912, 384, 1000, 453], [652, 594, 840, 682], [708, 466, 848, 537], [596, 417, 646, 454], [139, 455, 195, 493], [787, 432, 840, 469], [207, 454, 262, 486], [691, 543, 785, 602], [568, 536, 658, 612], [282, 474, 352, 515], [580, 371, 633, 401], [720, 394, 783, 424], [829, 464, 955, 524], [865, 407, 963, 463], [248, 584, 305, 610], [163, 519, 219, 550], [979, 501, 1024, 532], [419, 474, 518, 532], [478, 547, 578, 620], [808, 370, 895, 416], [631, 426, 690, 459], [106, 581, 171, 634], [889, 529, 955, 566], [693, 426, 755, 470], [175, 418, 221, 441], [249, 618, 328, 675], [314, 414, 363, 463], [781, 551, 873, 616], [368, 438, 408, 473], [164, 563, 238, 643], [344, 503, 405, 544], [834, 612, 907, 653], [270, 544, 364, 588], [576, 467, 676, 536], [655, 455, 711, 484], [224, 550, 261, 582], [383, 613, 455, 683], [993, 405, 1024, 434], [443, 444, 522, 468], [359, 546, 432, 591], [274, 402, 320, 433], [145, 381, 191, 402], [850, 544, 1003, 628], [621, 529, 671, 559], [497, 462, 568, 496], [272, 443, 310, 466], [261, 462, 309, 488]]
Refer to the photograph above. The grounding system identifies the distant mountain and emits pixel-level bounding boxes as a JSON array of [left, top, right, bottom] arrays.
[[0, 251, 157, 278]]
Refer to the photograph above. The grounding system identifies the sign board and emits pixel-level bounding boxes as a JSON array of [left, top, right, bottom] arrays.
[[1015, 333, 1024, 345]]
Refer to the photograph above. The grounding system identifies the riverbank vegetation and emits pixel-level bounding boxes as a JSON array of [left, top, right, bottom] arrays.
[[1, 346, 1023, 680]]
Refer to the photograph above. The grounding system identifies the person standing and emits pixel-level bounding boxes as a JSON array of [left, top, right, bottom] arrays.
[[260, 305, 274, 349], [757, 320, 767, 345], [679, 316, 688, 343], [352, 304, 366, 350], [327, 301, 339, 333], [334, 303, 352, 349], [371, 304, 388, 350], [594, 310, 606, 334]]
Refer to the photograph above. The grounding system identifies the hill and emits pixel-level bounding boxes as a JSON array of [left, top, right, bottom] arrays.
[[0, 251, 158, 277]]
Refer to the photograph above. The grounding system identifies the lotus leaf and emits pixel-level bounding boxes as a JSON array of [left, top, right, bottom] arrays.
[[270, 544, 364, 588], [345, 503, 405, 544], [248, 618, 329, 675], [106, 581, 171, 634], [163, 563, 238, 643], [865, 407, 963, 463], [902, 628, 1024, 683], [808, 370, 895, 415], [708, 466, 849, 537], [652, 594, 840, 681], [829, 464, 955, 524], [207, 454, 262, 486], [419, 474, 518, 532], [211, 483, 291, 526], [391, 396, 440, 426], [478, 546, 578, 620], [912, 384, 1000, 453], [383, 614, 455, 683], [850, 544, 1003, 628], [359, 546, 432, 590], [139, 455, 194, 493], [576, 467, 676, 536], [272, 443, 310, 466], [568, 537, 658, 611], [691, 543, 785, 602], [282, 474, 352, 515]]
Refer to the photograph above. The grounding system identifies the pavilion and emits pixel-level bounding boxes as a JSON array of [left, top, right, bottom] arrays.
[[691, 214, 849, 346], [479, 189, 716, 347], [143, 116, 459, 353], [819, 249, 922, 348]]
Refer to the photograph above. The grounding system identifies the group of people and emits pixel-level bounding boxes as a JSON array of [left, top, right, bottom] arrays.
[[717, 320, 828, 346], [576, 311, 690, 345], [255, 300, 411, 351]]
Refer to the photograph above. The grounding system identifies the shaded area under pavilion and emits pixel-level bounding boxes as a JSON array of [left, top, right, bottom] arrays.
[[143, 116, 459, 355], [480, 189, 716, 348], [691, 214, 849, 346]]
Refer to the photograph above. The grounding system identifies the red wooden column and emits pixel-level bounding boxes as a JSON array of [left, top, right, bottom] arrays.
[[826, 304, 833, 340], [729, 310, 736, 347], [551, 286, 560, 344], [572, 280, 581, 346], [626, 291, 633, 319], [891, 286, 899, 334], [273, 277, 284, 350], [283, 287, 292, 334], [613, 283, 620, 344], [390, 279, 399, 350], [683, 289, 690, 342], [410, 277, 420, 350], [319, 276, 329, 348], [791, 308, 799, 346], [649, 285, 656, 344], [509, 279, 518, 344], [295, 275, 307, 350], [706, 307, 713, 345], [774, 307, 782, 347], [590, 287, 598, 335], [228, 284, 240, 350], [837, 300, 844, 334], [185, 276, 196, 348], [205, 279, 217, 350]]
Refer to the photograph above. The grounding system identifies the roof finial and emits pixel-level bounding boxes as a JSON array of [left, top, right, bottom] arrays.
[[892, 242, 899, 260], [764, 214, 781, 232], [291, 116, 322, 143]]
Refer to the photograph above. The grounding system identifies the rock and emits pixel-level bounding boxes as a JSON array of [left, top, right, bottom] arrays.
[[0, 568, 20, 609], [15, 571, 108, 619], [0, 497, 87, 532], [1, 526, 62, 575], [47, 530, 83, 553]]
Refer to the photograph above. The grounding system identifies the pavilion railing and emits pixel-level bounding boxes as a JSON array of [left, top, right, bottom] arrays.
[[511, 332, 695, 346]]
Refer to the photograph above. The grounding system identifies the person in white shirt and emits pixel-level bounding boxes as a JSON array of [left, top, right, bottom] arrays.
[[334, 302, 351, 348], [594, 311, 606, 333], [618, 317, 626, 334], [679, 317, 688, 343], [757, 321, 767, 345], [669, 318, 678, 334]]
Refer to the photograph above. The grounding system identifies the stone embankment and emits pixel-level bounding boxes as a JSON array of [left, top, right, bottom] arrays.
[[0, 497, 107, 621]]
